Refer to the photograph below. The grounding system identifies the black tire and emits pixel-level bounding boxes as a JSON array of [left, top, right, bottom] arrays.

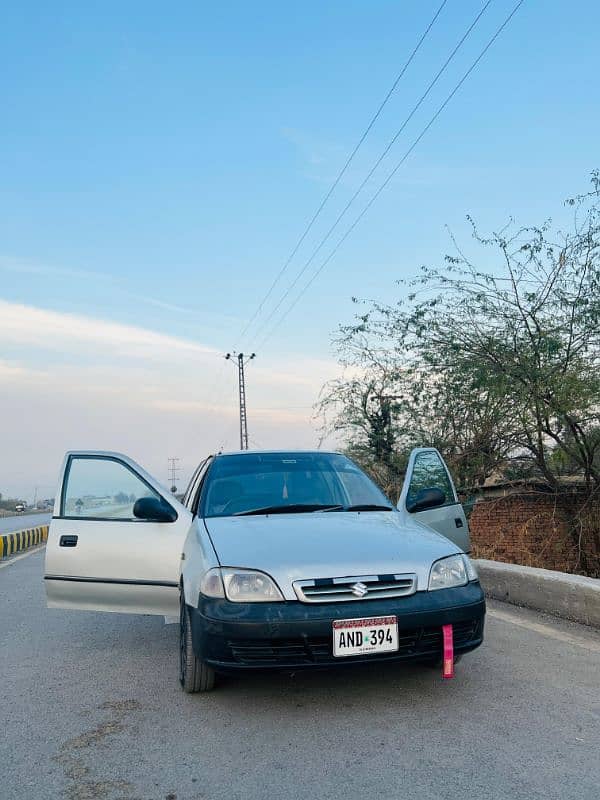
[[179, 595, 216, 693]]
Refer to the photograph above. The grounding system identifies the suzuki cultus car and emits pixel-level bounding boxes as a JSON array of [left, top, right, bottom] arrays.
[[44, 448, 485, 692]]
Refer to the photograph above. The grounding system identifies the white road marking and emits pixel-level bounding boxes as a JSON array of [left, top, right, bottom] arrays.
[[488, 607, 600, 653], [0, 544, 45, 570]]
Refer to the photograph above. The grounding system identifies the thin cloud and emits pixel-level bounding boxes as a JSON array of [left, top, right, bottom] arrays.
[[128, 294, 193, 314], [0, 256, 106, 281], [0, 358, 48, 382], [280, 127, 347, 170], [0, 298, 218, 361], [0, 256, 196, 315], [0, 298, 341, 390], [0, 301, 344, 498]]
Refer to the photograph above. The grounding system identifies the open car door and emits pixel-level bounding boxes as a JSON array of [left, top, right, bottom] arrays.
[[44, 451, 192, 616], [397, 448, 470, 552]]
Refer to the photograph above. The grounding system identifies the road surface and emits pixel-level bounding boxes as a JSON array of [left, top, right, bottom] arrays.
[[1, 547, 598, 800], [0, 511, 52, 534]]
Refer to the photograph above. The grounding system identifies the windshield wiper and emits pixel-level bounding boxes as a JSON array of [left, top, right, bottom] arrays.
[[233, 502, 392, 516], [343, 504, 394, 512], [234, 503, 344, 516]]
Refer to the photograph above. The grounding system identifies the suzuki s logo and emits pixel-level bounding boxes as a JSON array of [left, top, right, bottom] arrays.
[[351, 581, 368, 597]]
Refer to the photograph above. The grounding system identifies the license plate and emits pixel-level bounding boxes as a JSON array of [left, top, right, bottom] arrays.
[[333, 615, 398, 657]]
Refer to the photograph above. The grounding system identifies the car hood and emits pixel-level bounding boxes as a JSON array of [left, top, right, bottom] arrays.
[[203, 511, 460, 599]]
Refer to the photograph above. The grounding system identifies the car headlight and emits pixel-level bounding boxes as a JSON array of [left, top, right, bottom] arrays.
[[199, 567, 284, 602], [428, 554, 475, 591]]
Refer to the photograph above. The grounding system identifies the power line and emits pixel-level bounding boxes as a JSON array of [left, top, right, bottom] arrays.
[[249, 0, 493, 345], [210, 1, 484, 430], [256, 0, 525, 349], [236, 0, 449, 344]]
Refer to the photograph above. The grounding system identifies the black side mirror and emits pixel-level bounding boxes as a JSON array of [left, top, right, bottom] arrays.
[[406, 487, 445, 514], [133, 496, 178, 523]]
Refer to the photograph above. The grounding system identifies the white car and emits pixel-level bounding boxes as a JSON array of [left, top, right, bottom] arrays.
[[44, 448, 485, 692]]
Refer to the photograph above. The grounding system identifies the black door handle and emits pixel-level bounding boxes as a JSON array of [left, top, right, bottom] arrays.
[[454, 518, 464, 528], [59, 535, 78, 547]]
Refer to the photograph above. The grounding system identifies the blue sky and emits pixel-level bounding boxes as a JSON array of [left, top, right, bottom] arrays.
[[1, 1, 599, 497]]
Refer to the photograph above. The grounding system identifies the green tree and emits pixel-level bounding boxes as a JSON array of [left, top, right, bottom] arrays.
[[320, 173, 600, 571]]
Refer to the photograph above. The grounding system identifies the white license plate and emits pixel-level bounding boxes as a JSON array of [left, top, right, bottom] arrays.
[[333, 615, 399, 657]]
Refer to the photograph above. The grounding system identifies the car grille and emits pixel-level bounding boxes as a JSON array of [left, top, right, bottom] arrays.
[[293, 573, 417, 603], [227, 618, 482, 666]]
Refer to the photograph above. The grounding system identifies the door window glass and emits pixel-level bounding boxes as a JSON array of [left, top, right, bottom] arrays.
[[191, 459, 214, 514], [183, 458, 209, 509], [405, 451, 455, 510], [62, 457, 160, 520]]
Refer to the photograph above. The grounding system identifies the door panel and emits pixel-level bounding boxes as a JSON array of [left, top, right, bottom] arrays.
[[398, 448, 470, 551], [45, 451, 192, 615], [45, 575, 179, 616]]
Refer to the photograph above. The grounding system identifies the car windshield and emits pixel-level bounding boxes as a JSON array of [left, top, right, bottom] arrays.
[[202, 452, 394, 518]]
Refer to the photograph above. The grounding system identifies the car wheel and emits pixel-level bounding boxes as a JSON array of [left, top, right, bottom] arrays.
[[179, 594, 216, 693]]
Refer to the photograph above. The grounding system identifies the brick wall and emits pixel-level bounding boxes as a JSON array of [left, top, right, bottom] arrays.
[[469, 489, 600, 577]]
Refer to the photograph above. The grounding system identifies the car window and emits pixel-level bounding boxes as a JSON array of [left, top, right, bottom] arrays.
[[405, 451, 455, 510], [183, 458, 210, 510], [202, 452, 392, 517], [61, 457, 161, 520], [183, 464, 202, 508], [336, 468, 382, 505]]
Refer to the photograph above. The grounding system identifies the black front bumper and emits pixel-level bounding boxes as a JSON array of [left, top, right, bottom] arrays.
[[189, 581, 485, 672]]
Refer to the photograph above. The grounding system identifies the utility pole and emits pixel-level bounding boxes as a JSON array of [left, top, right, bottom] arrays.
[[225, 352, 256, 450], [168, 457, 180, 493]]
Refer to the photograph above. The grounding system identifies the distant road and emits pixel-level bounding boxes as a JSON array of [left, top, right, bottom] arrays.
[[0, 512, 52, 535]]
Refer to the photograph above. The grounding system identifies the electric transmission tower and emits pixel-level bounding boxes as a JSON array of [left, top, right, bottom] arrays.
[[225, 352, 256, 450], [168, 457, 180, 493]]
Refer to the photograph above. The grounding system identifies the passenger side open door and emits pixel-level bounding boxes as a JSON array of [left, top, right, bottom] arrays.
[[397, 448, 470, 552], [45, 451, 193, 616]]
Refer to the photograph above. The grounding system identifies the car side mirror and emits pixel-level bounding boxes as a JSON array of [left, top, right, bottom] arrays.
[[406, 487, 445, 514], [133, 496, 178, 523]]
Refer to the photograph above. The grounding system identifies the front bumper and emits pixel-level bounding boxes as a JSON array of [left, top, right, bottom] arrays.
[[189, 581, 485, 672]]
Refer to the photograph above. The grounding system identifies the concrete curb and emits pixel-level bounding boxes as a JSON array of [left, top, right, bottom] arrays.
[[475, 558, 600, 628], [0, 525, 49, 560]]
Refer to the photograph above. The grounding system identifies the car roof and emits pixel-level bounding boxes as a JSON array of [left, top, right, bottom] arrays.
[[214, 449, 343, 458]]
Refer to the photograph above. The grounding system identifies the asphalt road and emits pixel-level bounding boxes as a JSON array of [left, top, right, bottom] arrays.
[[1, 548, 599, 800], [0, 511, 52, 534]]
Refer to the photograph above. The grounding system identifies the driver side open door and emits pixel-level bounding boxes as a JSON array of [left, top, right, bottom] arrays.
[[45, 451, 193, 616], [397, 448, 470, 552]]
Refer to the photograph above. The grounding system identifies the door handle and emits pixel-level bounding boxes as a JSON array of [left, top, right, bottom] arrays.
[[59, 535, 78, 547], [454, 518, 464, 528]]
